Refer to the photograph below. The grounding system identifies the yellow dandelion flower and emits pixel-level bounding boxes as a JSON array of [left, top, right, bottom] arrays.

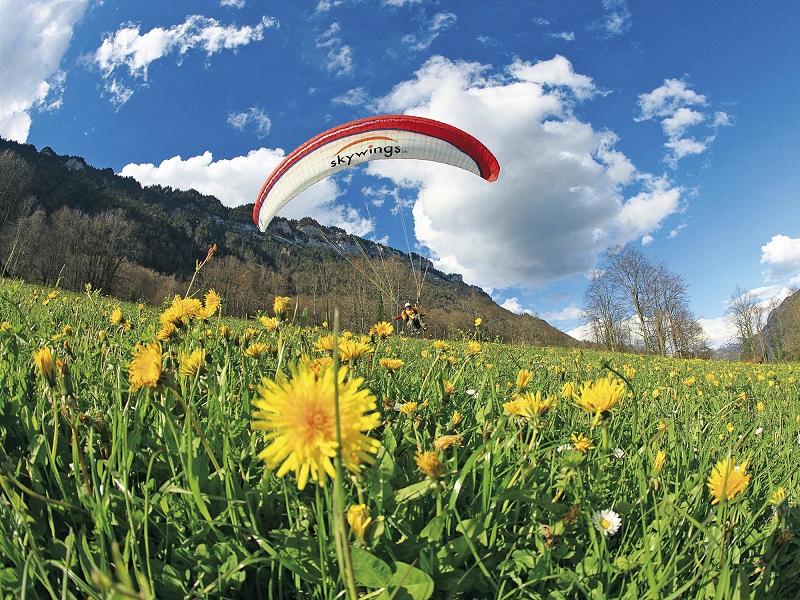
[[338, 338, 373, 362], [465, 341, 481, 355], [347, 504, 373, 542], [32, 347, 56, 387], [474, 317, 482, 327], [273, 296, 292, 317], [451, 411, 463, 426], [574, 377, 626, 417], [370, 321, 394, 338], [432, 340, 451, 353], [517, 390, 557, 421], [398, 401, 418, 415], [128, 342, 163, 391], [757, 401, 765, 411], [415, 451, 446, 478], [260, 316, 278, 331], [203, 289, 221, 316], [110, 307, 124, 325], [251, 363, 381, 490], [379, 358, 404, 372], [570, 433, 595, 453], [0, 321, 11, 332], [178, 349, 206, 378], [770, 487, 786, 506], [156, 322, 178, 341], [244, 343, 269, 358], [515, 369, 535, 393], [443, 381, 455, 396], [47, 291, 58, 299], [657, 421, 667, 431], [560, 381, 576, 399], [434, 434, 463, 450], [653, 450, 666, 474], [684, 376, 696, 387], [726, 422, 734, 433], [502, 398, 523, 416], [314, 334, 336, 353], [707, 458, 751, 504]]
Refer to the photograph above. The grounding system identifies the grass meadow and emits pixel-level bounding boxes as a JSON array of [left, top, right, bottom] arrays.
[[1, 277, 799, 599]]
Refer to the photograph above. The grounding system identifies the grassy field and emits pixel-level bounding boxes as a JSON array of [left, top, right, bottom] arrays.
[[0, 277, 798, 599]]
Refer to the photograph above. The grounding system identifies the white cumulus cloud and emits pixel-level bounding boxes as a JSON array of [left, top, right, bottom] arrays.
[[636, 78, 730, 168], [0, 0, 88, 142], [761, 234, 800, 278]]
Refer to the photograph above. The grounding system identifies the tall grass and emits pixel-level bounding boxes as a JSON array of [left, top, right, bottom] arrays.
[[0, 277, 798, 599]]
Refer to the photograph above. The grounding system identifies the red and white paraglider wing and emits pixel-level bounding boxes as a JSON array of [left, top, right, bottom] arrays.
[[253, 114, 500, 231]]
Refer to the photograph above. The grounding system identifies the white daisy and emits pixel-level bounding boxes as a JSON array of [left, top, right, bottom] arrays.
[[592, 509, 622, 537]]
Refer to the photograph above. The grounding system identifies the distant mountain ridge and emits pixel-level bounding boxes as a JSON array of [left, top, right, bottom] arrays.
[[0, 136, 580, 346]]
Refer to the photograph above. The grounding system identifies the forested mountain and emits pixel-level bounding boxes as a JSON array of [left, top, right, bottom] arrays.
[[0, 136, 578, 346], [763, 288, 800, 360]]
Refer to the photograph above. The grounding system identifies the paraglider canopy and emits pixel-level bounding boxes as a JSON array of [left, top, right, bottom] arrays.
[[253, 114, 500, 231]]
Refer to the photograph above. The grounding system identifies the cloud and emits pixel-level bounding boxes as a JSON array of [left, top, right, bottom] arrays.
[[402, 12, 457, 51], [600, 0, 632, 37], [549, 31, 576, 42], [0, 0, 88, 142], [332, 87, 369, 106], [500, 297, 536, 316], [227, 107, 271, 137], [541, 305, 584, 321], [697, 316, 736, 349], [668, 222, 687, 238], [220, 0, 246, 7], [93, 14, 277, 105], [760, 234, 800, 278], [316, 22, 353, 75], [761, 234, 800, 268], [636, 78, 731, 168]]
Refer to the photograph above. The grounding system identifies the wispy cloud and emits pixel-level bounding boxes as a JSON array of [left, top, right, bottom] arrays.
[[93, 14, 277, 106], [402, 11, 457, 51], [600, 0, 632, 37], [316, 22, 353, 75], [228, 107, 271, 137]]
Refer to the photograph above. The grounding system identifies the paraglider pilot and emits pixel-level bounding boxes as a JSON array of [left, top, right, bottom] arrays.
[[396, 302, 426, 333]]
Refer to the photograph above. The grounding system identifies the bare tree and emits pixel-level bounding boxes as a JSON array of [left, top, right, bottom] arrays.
[[726, 286, 767, 361], [583, 268, 628, 351], [604, 245, 656, 351]]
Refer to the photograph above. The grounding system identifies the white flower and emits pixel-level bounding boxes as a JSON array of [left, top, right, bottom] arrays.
[[592, 509, 622, 537], [466, 389, 477, 397], [613, 448, 625, 459], [556, 443, 574, 453], [754, 427, 763, 435]]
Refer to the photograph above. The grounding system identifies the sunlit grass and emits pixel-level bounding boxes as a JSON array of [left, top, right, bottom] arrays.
[[0, 277, 799, 599]]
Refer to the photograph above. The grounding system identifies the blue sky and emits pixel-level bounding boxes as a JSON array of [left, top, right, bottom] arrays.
[[3, 0, 800, 348]]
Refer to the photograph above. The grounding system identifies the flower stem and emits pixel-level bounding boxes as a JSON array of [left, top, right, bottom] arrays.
[[332, 310, 358, 599]]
